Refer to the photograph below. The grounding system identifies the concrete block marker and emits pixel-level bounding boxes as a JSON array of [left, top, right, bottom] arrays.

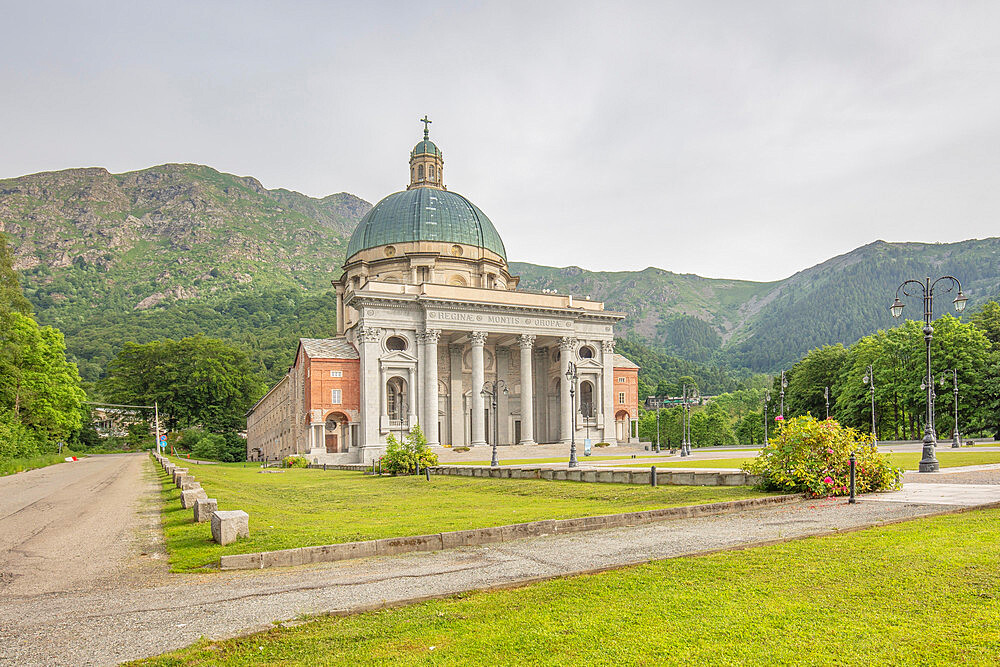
[[175, 474, 195, 489], [180, 488, 208, 509], [172, 468, 189, 483], [179, 480, 202, 491], [193, 498, 218, 522], [211, 510, 250, 546]]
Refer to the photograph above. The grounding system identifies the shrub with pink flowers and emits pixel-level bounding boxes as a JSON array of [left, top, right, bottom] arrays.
[[743, 415, 903, 497]]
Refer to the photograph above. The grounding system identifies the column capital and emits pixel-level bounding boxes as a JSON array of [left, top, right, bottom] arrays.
[[418, 328, 442, 344], [559, 336, 578, 352], [518, 334, 536, 349], [601, 339, 615, 353], [358, 326, 382, 343], [470, 331, 489, 346]]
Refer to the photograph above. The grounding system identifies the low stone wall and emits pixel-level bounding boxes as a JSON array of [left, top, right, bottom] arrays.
[[220, 493, 801, 570], [307, 463, 759, 487]]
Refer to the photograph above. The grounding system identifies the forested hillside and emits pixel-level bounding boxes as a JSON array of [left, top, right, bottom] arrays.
[[4, 163, 1000, 385]]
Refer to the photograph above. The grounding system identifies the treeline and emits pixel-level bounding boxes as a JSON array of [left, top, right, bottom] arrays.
[[767, 304, 1000, 441], [0, 236, 86, 461], [29, 284, 338, 385]]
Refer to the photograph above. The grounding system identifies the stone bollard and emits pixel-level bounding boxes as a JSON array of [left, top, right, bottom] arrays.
[[193, 498, 218, 523], [175, 474, 194, 489], [211, 510, 250, 545], [172, 468, 189, 483], [164, 464, 175, 476], [180, 480, 202, 491], [180, 488, 208, 509]]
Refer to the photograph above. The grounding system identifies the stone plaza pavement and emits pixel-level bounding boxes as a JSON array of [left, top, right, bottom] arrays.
[[2, 457, 1000, 666]]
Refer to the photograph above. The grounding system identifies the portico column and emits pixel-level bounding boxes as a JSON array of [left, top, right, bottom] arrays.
[[518, 334, 536, 444], [407, 366, 418, 429], [559, 337, 576, 443], [422, 329, 441, 446], [470, 331, 488, 446], [357, 326, 382, 455], [601, 339, 616, 442]]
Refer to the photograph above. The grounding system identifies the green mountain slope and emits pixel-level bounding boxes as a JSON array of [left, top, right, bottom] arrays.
[[4, 162, 1000, 382]]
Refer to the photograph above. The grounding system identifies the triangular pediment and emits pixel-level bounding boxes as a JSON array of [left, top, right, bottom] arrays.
[[380, 350, 418, 364], [576, 358, 604, 370]]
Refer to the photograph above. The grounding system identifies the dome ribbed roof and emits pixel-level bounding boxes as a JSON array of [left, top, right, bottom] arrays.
[[346, 188, 506, 262], [411, 140, 441, 157]]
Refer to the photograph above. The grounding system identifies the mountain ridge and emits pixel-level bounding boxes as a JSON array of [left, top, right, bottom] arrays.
[[3, 163, 999, 378]]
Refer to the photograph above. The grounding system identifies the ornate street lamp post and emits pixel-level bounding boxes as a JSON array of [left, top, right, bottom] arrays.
[[939, 369, 961, 448], [481, 380, 509, 467], [779, 370, 788, 419], [655, 404, 661, 453], [565, 362, 579, 468], [681, 384, 698, 456], [763, 390, 771, 445], [824, 386, 830, 420], [862, 364, 877, 446], [890, 276, 967, 472]]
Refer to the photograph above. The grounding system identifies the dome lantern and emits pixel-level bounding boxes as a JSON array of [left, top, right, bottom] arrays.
[[408, 115, 445, 190]]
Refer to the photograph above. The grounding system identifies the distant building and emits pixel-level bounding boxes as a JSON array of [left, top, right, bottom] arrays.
[[246, 121, 640, 463]]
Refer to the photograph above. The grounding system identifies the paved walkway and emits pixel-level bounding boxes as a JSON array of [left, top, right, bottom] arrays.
[[2, 458, 999, 666]]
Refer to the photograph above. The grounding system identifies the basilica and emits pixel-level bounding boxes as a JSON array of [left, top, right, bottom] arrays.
[[246, 121, 640, 463]]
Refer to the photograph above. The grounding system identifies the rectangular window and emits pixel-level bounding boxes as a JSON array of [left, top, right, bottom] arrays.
[[331, 389, 342, 404], [618, 392, 625, 404], [618, 377, 626, 383], [330, 370, 343, 378]]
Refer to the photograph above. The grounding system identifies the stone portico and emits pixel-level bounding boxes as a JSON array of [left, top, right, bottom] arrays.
[[344, 281, 624, 463]]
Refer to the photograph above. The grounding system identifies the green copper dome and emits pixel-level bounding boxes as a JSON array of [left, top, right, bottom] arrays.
[[346, 188, 507, 262], [411, 140, 441, 157]]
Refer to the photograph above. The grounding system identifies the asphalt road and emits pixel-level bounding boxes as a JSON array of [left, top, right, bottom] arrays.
[[0, 454, 164, 597], [2, 454, 998, 666]]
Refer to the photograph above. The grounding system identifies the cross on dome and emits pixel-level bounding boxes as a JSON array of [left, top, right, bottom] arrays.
[[420, 115, 432, 139]]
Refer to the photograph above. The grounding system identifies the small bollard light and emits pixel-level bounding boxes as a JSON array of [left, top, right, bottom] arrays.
[[323, 463, 327, 472], [650, 465, 657, 487], [425, 466, 431, 481], [849, 451, 857, 504]]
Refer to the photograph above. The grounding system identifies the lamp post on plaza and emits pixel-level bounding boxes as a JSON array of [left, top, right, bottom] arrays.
[[890, 276, 967, 472], [824, 386, 830, 420], [481, 379, 509, 467], [939, 369, 962, 448], [680, 384, 689, 457], [779, 370, 788, 420], [763, 390, 771, 445], [565, 362, 579, 468], [681, 384, 698, 457], [862, 364, 877, 446], [655, 404, 661, 453]]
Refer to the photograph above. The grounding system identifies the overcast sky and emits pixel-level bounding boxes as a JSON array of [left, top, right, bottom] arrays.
[[3, 1, 1000, 282]]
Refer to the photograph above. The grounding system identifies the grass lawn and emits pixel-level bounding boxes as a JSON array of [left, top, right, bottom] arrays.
[[133, 506, 1000, 666], [158, 458, 772, 572], [0, 450, 80, 476], [617, 450, 1000, 471]]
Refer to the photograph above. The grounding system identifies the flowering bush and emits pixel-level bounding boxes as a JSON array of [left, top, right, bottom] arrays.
[[382, 423, 439, 475], [282, 455, 308, 468], [743, 415, 903, 497]]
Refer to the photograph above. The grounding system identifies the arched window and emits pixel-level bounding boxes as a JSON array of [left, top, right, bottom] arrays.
[[418, 165, 425, 180], [387, 377, 408, 421], [386, 336, 407, 351], [579, 345, 595, 359]]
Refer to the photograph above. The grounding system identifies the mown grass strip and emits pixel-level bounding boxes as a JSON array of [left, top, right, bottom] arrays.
[[133, 506, 1000, 666], [157, 457, 771, 572]]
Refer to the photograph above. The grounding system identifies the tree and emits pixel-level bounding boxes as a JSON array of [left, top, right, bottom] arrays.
[[0, 311, 86, 443], [784, 345, 847, 419], [101, 335, 265, 433], [0, 234, 31, 317]]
